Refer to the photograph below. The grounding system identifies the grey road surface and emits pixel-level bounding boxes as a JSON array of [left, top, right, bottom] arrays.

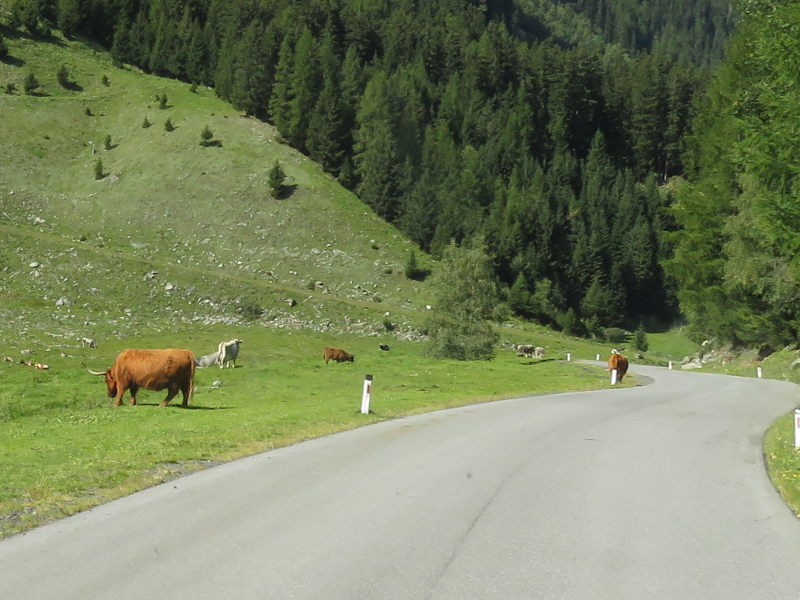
[[2, 365, 800, 599]]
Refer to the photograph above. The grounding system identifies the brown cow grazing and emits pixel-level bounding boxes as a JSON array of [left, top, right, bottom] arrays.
[[89, 348, 195, 407], [324, 347, 354, 364], [608, 349, 629, 382]]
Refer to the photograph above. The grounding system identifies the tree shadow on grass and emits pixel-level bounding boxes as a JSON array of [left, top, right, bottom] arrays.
[[0, 55, 25, 67], [62, 81, 84, 92], [273, 184, 297, 200]]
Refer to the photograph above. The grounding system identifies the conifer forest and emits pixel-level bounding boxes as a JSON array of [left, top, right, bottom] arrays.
[[5, 0, 798, 350]]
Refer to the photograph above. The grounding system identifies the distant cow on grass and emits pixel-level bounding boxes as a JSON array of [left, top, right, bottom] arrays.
[[608, 349, 629, 382], [514, 344, 534, 358], [217, 338, 242, 368], [79, 337, 97, 348], [195, 351, 220, 368], [324, 347, 354, 364], [89, 348, 195, 407]]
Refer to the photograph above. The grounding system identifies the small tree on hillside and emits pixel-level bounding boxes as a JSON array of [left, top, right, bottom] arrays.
[[23, 72, 40, 95], [142, 116, 151, 128], [200, 125, 214, 146], [57, 64, 70, 88], [425, 237, 500, 360], [94, 158, 104, 180], [0, 33, 8, 59], [158, 93, 168, 109], [103, 134, 112, 150], [633, 322, 649, 352], [268, 160, 286, 197], [164, 118, 175, 132]]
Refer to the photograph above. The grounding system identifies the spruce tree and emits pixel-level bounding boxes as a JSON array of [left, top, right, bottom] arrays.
[[23, 72, 40, 95], [268, 160, 286, 198]]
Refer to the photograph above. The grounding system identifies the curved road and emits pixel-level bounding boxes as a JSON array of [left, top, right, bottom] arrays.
[[2, 365, 800, 599]]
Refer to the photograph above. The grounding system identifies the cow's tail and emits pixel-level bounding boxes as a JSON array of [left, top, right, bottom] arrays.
[[186, 353, 196, 407]]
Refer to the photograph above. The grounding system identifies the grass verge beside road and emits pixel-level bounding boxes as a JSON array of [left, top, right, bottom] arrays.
[[764, 412, 800, 519], [0, 327, 630, 539]]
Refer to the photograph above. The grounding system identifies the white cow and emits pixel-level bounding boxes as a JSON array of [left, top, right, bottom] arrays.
[[533, 346, 545, 359], [79, 337, 97, 348], [217, 339, 243, 368]]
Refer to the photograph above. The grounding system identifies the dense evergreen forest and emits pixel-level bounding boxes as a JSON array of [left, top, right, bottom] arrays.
[[4, 0, 750, 342]]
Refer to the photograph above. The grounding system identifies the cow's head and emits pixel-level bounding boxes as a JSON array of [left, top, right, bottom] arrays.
[[88, 368, 117, 397]]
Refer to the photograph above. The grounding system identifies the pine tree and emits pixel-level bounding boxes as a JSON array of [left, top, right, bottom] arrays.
[[268, 160, 286, 198], [200, 125, 214, 146], [23, 72, 40, 95], [353, 72, 403, 222], [426, 237, 500, 360], [287, 28, 320, 151], [57, 64, 70, 88], [268, 33, 296, 137]]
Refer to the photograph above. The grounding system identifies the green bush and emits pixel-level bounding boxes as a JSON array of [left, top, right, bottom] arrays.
[[23, 72, 40, 95], [603, 327, 629, 345]]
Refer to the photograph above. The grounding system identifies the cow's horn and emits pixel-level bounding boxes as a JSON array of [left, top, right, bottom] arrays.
[[87, 369, 106, 376]]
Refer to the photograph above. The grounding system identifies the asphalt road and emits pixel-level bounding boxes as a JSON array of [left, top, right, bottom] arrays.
[[2, 365, 800, 599]]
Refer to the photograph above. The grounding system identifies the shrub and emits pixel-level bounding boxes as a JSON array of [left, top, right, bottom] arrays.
[[5, 82, 16, 95], [103, 134, 112, 150], [93, 158, 104, 180], [0, 34, 8, 59], [85, 107, 93, 116], [383, 319, 395, 332], [164, 118, 175, 132], [603, 327, 629, 345], [404, 250, 429, 281], [158, 93, 168, 109], [101, 75, 109, 86], [199, 125, 213, 146], [237, 299, 264, 322], [632, 323, 649, 352], [23, 72, 40, 95], [268, 160, 286, 197], [57, 64, 70, 88], [142, 116, 151, 128]]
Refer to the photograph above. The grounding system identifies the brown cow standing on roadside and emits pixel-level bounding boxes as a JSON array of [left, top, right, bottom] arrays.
[[324, 347, 354, 364], [89, 348, 196, 406], [608, 349, 629, 382]]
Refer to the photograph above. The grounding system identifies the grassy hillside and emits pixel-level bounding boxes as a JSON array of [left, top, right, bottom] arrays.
[[1, 28, 436, 345]]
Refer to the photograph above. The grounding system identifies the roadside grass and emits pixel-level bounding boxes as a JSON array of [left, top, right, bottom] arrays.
[[0, 324, 629, 538], [647, 328, 698, 362], [763, 413, 800, 519]]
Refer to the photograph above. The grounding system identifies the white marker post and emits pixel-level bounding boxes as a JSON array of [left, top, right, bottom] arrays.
[[757, 367, 763, 379], [668, 361, 673, 370], [361, 374, 373, 415], [611, 369, 618, 385], [566, 352, 572, 362], [794, 408, 800, 449], [595, 353, 600, 361]]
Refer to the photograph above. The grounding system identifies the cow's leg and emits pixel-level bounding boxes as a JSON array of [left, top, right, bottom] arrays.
[[114, 391, 124, 406], [160, 386, 178, 407], [180, 383, 191, 407], [128, 384, 138, 406]]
